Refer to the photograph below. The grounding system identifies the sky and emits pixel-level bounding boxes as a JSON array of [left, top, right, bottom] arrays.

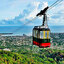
[[0, 0, 64, 26]]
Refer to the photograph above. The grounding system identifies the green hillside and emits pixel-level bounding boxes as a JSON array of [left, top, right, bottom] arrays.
[[0, 49, 64, 64], [0, 33, 64, 64]]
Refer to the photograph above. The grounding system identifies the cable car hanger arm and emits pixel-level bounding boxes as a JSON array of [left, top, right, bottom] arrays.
[[36, 0, 63, 16], [12, 0, 63, 33], [36, 0, 63, 26]]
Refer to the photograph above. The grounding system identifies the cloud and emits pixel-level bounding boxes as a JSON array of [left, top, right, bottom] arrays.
[[19, 1, 41, 24], [24, 1, 48, 20], [0, 1, 49, 26], [4, 18, 9, 20], [0, 0, 64, 26], [42, 2, 48, 9], [33, 1, 40, 8], [48, 15, 64, 26], [26, 2, 40, 19], [48, 1, 64, 26], [21, 1, 49, 26]]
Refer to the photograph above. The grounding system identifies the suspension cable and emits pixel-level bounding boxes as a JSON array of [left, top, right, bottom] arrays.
[[49, 0, 63, 10], [12, 16, 37, 33], [12, 0, 63, 34]]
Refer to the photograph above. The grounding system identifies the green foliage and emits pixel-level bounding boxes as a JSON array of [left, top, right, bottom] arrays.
[[0, 48, 63, 64]]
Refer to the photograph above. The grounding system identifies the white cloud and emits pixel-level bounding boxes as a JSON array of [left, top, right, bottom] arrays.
[[49, 15, 64, 26], [19, 1, 49, 26], [20, 1, 41, 22], [26, 1, 48, 20], [26, 2, 40, 19], [20, 17, 26, 22], [33, 1, 40, 8], [26, 8, 39, 19], [48, 1, 64, 25], [42, 2, 48, 9], [4, 18, 9, 20], [1, 0, 64, 26]]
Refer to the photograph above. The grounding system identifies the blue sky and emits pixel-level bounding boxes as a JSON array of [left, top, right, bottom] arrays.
[[0, 0, 64, 26]]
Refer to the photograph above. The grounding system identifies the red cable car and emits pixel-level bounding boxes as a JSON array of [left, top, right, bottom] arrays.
[[33, 7, 51, 48]]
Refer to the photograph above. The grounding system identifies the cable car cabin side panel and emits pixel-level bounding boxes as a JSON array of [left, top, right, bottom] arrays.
[[33, 28, 51, 48], [33, 37, 51, 48]]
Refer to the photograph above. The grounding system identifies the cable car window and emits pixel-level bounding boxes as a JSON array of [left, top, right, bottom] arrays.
[[49, 31, 50, 38], [45, 31, 47, 38], [43, 31, 46, 39], [47, 31, 50, 38], [35, 30, 38, 38], [37, 31, 40, 38], [33, 30, 38, 38], [40, 31, 43, 39]]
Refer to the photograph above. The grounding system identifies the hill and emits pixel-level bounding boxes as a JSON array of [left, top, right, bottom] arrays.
[[0, 33, 64, 64], [0, 49, 64, 64]]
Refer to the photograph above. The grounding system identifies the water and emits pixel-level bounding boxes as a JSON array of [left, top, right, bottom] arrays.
[[49, 26, 64, 33], [0, 26, 64, 36], [0, 26, 33, 36]]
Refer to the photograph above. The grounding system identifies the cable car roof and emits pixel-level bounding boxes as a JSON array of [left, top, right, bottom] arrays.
[[33, 26, 50, 31]]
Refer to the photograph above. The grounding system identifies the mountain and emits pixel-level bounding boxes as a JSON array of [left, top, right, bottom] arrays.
[[0, 48, 64, 64]]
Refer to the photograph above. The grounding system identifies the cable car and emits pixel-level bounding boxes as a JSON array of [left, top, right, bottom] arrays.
[[33, 26, 51, 48], [33, 6, 51, 48]]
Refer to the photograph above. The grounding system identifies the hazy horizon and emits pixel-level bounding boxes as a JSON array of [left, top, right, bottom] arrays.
[[0, 26, 64, 36]]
